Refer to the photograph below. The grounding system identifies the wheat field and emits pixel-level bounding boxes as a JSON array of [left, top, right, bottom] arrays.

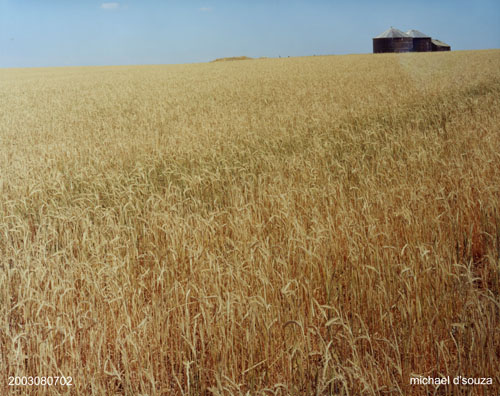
[[1, 50, 499, 395]]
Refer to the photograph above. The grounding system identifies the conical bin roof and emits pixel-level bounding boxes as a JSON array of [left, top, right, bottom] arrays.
[[374, 27, 410, 39], [406, 29, 431, 38]]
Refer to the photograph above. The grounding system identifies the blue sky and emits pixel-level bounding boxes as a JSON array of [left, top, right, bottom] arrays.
[[1, 0, 499, 68]]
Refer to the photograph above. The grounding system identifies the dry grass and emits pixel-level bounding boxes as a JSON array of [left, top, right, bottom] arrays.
[[1, 50, 499, 395]]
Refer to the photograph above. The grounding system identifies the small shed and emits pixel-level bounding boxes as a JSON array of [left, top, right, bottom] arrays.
[[431, 39, 451, 51], [373, 27, 413, 53], [406, 29, 432, 52]]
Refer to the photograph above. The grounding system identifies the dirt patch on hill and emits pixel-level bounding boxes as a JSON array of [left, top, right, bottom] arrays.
[[211, 56, 253, 62]]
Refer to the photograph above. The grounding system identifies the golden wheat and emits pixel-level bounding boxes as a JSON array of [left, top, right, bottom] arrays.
[[1, 50, 499, 395]]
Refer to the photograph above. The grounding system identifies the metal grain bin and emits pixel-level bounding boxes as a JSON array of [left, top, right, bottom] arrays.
[[406, 29, 432, 52], [373, 27, 413, 53]]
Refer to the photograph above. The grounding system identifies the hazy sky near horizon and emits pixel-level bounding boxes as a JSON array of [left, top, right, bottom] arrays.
[[1, 0, 499, 68]]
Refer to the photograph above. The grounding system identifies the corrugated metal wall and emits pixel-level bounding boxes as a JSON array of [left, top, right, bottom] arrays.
[[412, 37, 432, 52], [373, 37, 413, 53]]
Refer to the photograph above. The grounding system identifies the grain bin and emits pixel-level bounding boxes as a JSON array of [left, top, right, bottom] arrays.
[[406, 29, 432, 52], [373, 27, 413, 53]]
